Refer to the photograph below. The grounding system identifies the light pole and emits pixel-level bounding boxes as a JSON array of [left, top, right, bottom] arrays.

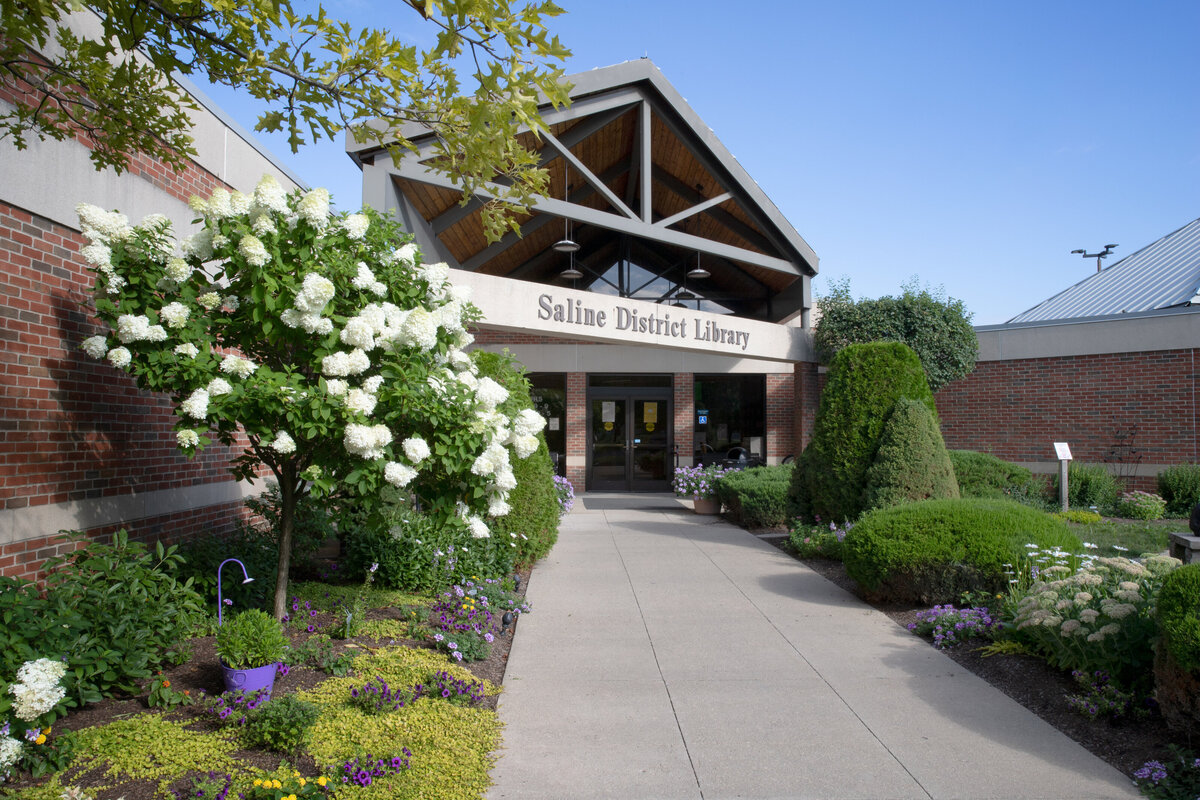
[[1070, 244, 1118, 272]]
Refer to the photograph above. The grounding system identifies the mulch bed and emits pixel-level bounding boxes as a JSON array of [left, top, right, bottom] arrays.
[[786, 550, 1181, 779], [5, 564, 532, 800]]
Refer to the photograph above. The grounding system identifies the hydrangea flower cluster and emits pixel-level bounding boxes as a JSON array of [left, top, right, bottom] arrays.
[[9, 659, 67, 722], [75, 176, 546, 553]]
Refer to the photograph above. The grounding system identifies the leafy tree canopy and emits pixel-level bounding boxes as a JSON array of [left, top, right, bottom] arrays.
[[0, 0, 571, 240], [813, 277, 979, 392]]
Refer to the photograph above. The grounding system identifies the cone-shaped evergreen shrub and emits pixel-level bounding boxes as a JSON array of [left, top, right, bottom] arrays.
[[843, 497, 1078, 605], [862, 398, 958, 512], [788, 341, 935, 522], [473, 350, 560, 565]]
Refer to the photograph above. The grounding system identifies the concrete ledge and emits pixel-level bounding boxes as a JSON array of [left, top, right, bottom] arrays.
[[0, 480, 262, 545]]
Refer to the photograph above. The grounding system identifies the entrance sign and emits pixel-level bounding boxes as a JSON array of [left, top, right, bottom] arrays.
[[644, 403, 657, 424]]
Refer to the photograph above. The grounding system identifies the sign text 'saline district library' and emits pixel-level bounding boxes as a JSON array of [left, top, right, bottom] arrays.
[[537, 293, 751, 351]]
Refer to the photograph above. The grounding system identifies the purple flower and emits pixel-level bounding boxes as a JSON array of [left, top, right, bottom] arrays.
[[223, 599, 233, 606]]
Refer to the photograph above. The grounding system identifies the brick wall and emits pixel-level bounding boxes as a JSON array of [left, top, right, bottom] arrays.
[[673, 373, 694, 466], [792, 361, 823, 452], [766, 372, 796, 461], [565, 372, 587, 488], [935, 348, 1200, 487]]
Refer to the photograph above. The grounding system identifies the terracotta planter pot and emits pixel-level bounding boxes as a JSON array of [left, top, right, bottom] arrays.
[[693, 497, 720, 515], [220, 661, 277, 698]]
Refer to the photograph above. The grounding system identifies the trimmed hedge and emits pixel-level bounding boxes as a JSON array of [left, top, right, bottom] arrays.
[[1160, 464, 1200, 517], [1157, 563, 1200, 673], [473, 350, 560, 565], [716, 464, 793, 528], [862, 398, 958, 512], [843, 498, 1079, 605], [789, 341, 936, 522], [948, 450, 1033, 498]]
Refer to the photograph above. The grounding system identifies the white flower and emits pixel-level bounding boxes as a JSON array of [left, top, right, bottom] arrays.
[[420, 261, 450, 288], [206, 377, 232, 396], [177, 429, 200, 448], [402, 437, 430, 463], [280, 308, 333, 335], [238, 234, 270, 267], [206, 188, 234, 218], [10, 659, 67, 721], [181, 229, 214, 261], [345, 388, 377, 416], [180, 388, 209, 420], [293, 273, 335, 314], [321, 349, 370, 377], [384, 461, 417, 487], [107, 346, 131, 368], [399, 307, 438, 351], [271, 431, 296, 454], [298, 188, 331, 228], [474, 377, 509, 411], [116, 314, 166, 343], [513, 408, 546, 437], [511, 434, 539, 459], [76, 203, 132, 243], [350, 262, 386, 296], [251, 211, 277, 236], [159, 302, 190, 329], [344, 423, 392, 459], [0, 735, 23, 775], [362, 375, 384, 394], [224, 295, 240, 312], [220, 355, 257, 379], [488, 496, 511, 517], [197, 291, 222, 310], [325, 378, 349, 397], [340, 317, 377, 350], [393, 242, 419, 266], [342, 213, 370, 239], [80, 242, 112, 269], [467, 516, 490, 539], [471, 442, 510, 478], [174, 342, 199, 358], [253, 174, 289, 214], [492, 468, 518, 492], [81, 335, 108, 359]]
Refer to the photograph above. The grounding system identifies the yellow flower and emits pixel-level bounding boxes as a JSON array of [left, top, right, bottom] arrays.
[[35, 734, 46, 745], [316, 777, 328, 787], [287, 794, 297, 800], [293, 771, 300, 777], [272, 780, 283, 789], [253, 780, 263, 787], [298, 778, 307, 787]]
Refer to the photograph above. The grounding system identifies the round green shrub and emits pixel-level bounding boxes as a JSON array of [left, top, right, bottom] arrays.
[[473, 350, 560, 565], [789, 341, 936, 522], [947, 450, 1034, 498], [716, 464, 793, 528], [843, 498, 1079, 605], [1157, 563, 1200, 673], [862, 398, 959, 512], [1052, 462, 1119, 513], [215, 609, 288, 669], [1159, 464, 1200, 517], [1116, 490, 1166, 520]]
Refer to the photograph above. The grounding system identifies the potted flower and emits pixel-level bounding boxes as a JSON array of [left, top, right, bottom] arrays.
[[672, 464, 739, 515], [215, 609, 289, 697]]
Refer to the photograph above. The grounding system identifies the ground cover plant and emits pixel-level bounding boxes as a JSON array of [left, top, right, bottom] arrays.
[[1, 538, 534, 800]]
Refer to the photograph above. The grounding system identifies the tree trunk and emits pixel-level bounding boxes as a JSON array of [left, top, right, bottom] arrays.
[[273, 466, 296, 622]]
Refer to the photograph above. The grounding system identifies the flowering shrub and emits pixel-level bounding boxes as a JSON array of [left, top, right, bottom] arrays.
[[672, 464, 740, 500], [1009, 554, 1179, 689], [244, 770, 331, 800], [145, 674, 191, 710], [430, 578, 530, 662], [1116, 490, 1167, 520], [907, 605, 997, 649], [789, 520, 853, 560], [196, 688, 271, 727], [0, 658, 76, 781], [553, 475, 575, 515], [75, 178, 545, 616], [1133, 747, 1200, 800]]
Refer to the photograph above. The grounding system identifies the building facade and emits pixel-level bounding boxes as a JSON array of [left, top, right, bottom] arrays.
[[349, 59, 820, 491]]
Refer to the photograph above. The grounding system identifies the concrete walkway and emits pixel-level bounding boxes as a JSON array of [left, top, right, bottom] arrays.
[[488, 493, 1140, 800]]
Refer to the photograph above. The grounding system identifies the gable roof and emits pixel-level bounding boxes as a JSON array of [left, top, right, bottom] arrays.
[[1008, 217, 1200, 323], [347, 59, 818, 322]]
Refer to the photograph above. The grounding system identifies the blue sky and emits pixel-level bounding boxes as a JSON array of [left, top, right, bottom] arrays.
[[198, 1, 1200, 325]]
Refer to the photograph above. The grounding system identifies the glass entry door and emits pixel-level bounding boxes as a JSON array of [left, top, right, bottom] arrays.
[[588, 392, 672, 491]]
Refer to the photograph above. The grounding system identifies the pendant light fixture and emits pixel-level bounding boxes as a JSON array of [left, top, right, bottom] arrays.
[[552, 166, 579, 254], [687, 250, 710, 280], [560, 250, 582, 281]]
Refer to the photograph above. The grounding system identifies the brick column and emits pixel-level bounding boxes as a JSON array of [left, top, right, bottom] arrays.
[[673, 373, 694, 469], [565, 372, 587, 490], [793, 361, 821, 452], [766, 373, 795, 463]]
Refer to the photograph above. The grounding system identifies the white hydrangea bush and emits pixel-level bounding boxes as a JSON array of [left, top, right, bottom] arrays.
[[0, 657, 70, 781], [1010, 553, 1179, 687], [76, 177, 545, 613]]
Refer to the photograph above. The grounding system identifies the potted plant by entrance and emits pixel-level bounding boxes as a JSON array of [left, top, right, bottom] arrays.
[[672, 464, 739, 515], [216, 609, 288, 697]]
